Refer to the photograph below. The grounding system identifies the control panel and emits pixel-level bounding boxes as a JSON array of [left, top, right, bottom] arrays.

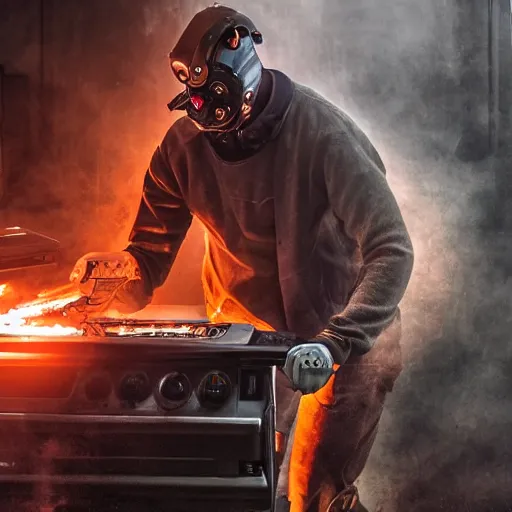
[[65, 362, 257, 416], [0, 327, 285, 511], [0, 362, 267, 418]]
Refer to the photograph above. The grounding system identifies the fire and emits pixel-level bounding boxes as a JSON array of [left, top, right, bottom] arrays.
[[113, 325, 192, 336], [0, 285, 83, 337]]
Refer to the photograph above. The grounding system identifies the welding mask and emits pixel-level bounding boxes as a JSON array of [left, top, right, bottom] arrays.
[[167, 4, 263, 132]]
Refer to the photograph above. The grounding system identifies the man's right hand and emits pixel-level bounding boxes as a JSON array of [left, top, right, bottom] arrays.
[[69, 251, 151, 315]]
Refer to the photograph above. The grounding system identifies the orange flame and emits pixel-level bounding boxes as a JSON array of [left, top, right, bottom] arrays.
[[0, 286, 83, 337]]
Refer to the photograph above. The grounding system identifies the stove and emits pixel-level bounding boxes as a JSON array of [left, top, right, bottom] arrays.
[[0, 320, 289, 512]]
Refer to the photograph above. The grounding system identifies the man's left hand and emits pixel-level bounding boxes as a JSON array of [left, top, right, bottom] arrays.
[[283, 343, 335, 394]]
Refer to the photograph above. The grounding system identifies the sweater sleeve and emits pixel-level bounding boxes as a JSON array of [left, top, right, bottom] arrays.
[[124, 142, 193, 296], [316, 121, 414, 364]]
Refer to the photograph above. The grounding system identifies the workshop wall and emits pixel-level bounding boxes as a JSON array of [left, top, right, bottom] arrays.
[[0, 0, 205, 302], [0, 0, 42, 203]]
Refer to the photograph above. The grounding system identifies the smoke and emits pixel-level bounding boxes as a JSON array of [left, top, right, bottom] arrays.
[[1, 0, 510, 509], [219, 1, 509, 510], [198, 0, 504, 510], [1, 0, 205, 302]]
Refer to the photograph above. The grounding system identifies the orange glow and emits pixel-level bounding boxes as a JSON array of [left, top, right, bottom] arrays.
[[0, 284, 8, 297], [0, 288, 83, 337], [288, 365, 340, 512], [2, 226, 27, 237], [111, 324, 192, 336], [0, 351, 54, 360], [2, 232, 26, 237]]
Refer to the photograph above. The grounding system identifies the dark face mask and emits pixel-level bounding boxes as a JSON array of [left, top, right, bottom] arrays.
[[167, 5, 263, 133]]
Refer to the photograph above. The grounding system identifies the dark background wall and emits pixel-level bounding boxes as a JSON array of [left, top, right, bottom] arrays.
[[1, 0, 511, 510]]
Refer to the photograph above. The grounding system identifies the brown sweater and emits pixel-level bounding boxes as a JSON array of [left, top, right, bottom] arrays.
[[126, 76, 414, 364]]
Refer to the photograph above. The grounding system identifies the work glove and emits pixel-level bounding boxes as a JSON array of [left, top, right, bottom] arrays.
[[68, 251, 151, 315], [283, 342, 335, 395], [250, 331, 337, 395]]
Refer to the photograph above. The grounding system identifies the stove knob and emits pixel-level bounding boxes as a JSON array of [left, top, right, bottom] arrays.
[[117, 372, 151, 404], [198, 371, 232, 408], [157, 372, 191, 410]]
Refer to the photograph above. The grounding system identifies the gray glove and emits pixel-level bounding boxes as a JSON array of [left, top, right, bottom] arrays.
[[283, 343, 335, 395], [68, 251, 151, 315]]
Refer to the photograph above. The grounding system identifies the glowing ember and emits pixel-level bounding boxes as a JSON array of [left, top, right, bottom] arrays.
[[0, 290, 83, 337], [112, 325, 193, 336], [0, 284, 7, 297]]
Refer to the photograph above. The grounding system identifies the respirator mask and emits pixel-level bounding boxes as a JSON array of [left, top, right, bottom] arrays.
[[167, 4, 263, 133]]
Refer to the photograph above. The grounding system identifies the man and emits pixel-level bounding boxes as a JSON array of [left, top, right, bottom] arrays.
[[71, 4, 414, 511]]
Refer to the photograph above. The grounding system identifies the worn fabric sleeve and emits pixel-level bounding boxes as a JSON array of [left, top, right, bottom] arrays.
[[124, 144, 193, 295], [316, 125, 414, 364]]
